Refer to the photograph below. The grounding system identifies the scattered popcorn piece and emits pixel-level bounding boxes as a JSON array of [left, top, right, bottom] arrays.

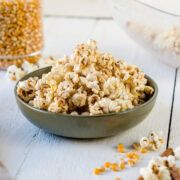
[[22, 61, 38, 73], [139, 155, 176, 180], [7, 65, 25, 81], [175, 146, 180, 160], [149, 131, 159, 141], [140, 137, 150, 148], [139, 131, 164, 152], [7, 56, 58, 81]]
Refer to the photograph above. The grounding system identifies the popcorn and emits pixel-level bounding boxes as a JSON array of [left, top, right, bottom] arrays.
[[22, 61, 38, 74], [17, 40, 154, 115], [140, 137, 150, 149], [139, 131, 164, 152], [175, 146, 180, 160], [140, 156, 175, 180], [7, 56, 58, 81], [17, 77, 38, 102], [7, 65, 25, 81]]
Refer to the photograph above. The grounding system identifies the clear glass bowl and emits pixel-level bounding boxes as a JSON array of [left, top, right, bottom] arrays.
[[108, 0, 180, 68]]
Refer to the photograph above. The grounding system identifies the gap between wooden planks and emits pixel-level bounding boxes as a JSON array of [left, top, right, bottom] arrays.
[[169, 68, 180, 148]]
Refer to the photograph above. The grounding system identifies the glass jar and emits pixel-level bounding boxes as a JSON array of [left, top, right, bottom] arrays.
[[0, 0, 44, 70]]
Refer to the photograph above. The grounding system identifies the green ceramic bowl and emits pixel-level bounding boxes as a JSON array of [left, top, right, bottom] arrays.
[[15, 66, 158, 138]]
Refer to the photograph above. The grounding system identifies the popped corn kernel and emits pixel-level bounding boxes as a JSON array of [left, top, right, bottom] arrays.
[[175, 146, 180, 160], [104, 162, 111, 168], [140, 137, 150, 148], [94, 168, 100, 175]]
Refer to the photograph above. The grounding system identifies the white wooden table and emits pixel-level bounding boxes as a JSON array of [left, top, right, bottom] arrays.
[[0, 3, 180, 180]]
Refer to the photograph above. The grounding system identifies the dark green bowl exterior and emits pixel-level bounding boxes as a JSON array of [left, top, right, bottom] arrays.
[[15, 66, 158, 138]]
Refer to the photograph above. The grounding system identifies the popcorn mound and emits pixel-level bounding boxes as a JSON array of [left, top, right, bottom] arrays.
[[17, 39, 154, 115]]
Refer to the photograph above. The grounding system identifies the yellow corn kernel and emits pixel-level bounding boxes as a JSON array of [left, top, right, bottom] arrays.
[[133, 142, 140, 150], [112, 163, 118, 167], [111, 163, 119, 171], [94, 168, 100, 175], [111, 166, 119, 172], [118, 148, 126, 153], [140, 148, 148, 154], [128, 159, 135, 167], [159, 139, 164, 144], [104, 162, 111, 168], [118, 143, 124, 149], [120, 163, 125, 170], [12, 77, 17, 81], [126, 152, 133, 159], [99, 166, 105, 172], [115, 178, 121, 180], [133, 154, 140, 160], [120, 158, 125, 163]]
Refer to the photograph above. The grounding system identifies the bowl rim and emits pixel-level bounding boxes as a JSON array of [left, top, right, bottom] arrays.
[[14, 66, 158, 118], [111, 0, 180, 17]]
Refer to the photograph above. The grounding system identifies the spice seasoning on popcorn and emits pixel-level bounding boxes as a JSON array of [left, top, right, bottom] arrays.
[[17, 39, 154, 115]]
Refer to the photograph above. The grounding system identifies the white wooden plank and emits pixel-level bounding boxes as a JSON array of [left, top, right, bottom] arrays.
[[43, 18, 96, 57], [16, 20, 175, 180], [90, 20, 175, 145], [43, 0, 111, 17], [0, 74, 39, 177], [169, 69, 180, 148], [0, 18, 96, 178]]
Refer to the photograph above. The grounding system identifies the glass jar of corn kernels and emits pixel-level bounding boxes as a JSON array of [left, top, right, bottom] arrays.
[[0, 0, 44, 70]]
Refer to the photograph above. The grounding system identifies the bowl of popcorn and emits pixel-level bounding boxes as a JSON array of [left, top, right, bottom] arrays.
[[108, 0, 180, 68], [14, 40, 158, 138]]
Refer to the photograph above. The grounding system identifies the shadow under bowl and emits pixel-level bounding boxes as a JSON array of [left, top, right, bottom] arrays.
[[14, 66, 158, 139]]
